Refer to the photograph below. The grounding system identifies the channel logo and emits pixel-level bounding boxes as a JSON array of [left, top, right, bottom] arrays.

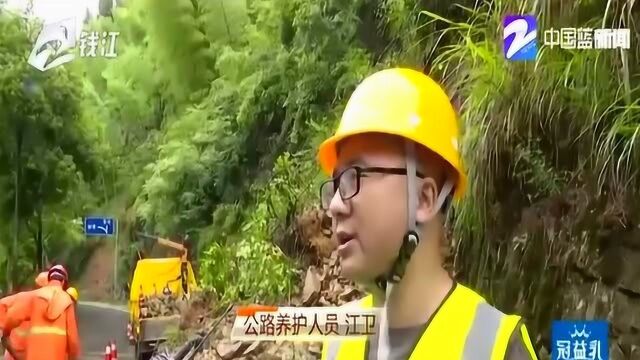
[[503, 15, 537, 61]]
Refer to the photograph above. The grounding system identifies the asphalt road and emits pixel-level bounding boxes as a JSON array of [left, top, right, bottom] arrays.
[[77, 302, 134, 360]]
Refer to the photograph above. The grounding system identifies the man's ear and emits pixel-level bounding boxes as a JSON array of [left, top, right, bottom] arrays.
[[415, 177, 439, 224]]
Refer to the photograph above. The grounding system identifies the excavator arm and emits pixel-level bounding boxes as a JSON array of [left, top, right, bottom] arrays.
[[136, 233, 188, 261]]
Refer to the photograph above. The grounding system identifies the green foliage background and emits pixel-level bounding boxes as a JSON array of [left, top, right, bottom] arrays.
[[0, 0, 638, 356]]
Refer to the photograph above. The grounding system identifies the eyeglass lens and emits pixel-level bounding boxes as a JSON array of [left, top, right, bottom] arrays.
[[321, 167, 358, 209]]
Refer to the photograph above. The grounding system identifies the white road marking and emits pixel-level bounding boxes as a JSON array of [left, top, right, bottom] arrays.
[[78, 301, 128, 313]]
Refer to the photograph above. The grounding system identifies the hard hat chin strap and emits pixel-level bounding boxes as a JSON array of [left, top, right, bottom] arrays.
[[374, 141, 454, 359], [374, 141, 454, 291]]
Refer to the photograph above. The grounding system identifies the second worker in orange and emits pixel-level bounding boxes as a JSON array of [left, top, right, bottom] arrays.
[[0, 271, 48, 360], [2, 265, 80, 360]]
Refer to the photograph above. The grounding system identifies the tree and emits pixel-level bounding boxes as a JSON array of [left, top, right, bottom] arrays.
[[99, 0, 114, 20], [0, 13, 100, 288]]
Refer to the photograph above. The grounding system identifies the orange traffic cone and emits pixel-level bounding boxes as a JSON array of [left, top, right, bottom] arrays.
[[104, 343, 112, 360], [110, 341, 118, 360]]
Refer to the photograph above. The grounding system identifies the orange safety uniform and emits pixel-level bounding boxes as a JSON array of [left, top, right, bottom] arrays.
[[1, 292, 31, 360], [0, 272, 49, 360], [2, 279, 80, 360]]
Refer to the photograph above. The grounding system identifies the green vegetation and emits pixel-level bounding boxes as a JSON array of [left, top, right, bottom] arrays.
[[0, 0, 638, 356], [0, 13, 103, 289], [423, 2, 639, 352]]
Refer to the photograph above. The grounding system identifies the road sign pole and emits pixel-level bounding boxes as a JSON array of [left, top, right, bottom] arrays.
[[83, 216, 117, 297], [114, 220, 119, 299]]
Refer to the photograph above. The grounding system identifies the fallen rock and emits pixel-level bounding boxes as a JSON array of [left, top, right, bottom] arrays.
[[339, 287, 359, 302], [308, 343, 322, 356], [618, 249, 640, 295], [141, 290, 214, 326], [302, 267, 322, 306], [187, 250, 361, 359], [296, 207, 336, 260], [215, 341, 243, 360], [243, 341, 261, 355], [612, 291, 640, 333]]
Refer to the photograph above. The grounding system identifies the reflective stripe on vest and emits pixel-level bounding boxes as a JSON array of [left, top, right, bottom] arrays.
[[463, 302, 503, 359], [12, 328, 28, 337], [322, 284, 523, 360], [519, 321, 538, 358], [322, 294, 373, 360], [29, 326, 66, 336], [324, 340, 338, 360]]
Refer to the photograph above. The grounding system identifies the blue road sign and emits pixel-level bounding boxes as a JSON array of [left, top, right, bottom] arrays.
[[84, 217, 116, 236]]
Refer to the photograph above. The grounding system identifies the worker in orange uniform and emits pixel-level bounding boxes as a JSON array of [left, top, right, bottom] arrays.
[[34, 272, 48, 289], [2, 265, 81, 360], [0, 271, 48, 360]]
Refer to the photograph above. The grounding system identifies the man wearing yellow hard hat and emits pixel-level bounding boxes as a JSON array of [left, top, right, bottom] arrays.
[[318, 68, 538, 359]]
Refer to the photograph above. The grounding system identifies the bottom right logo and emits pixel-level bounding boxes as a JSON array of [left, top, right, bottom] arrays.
[[552, 320, 608, 360]]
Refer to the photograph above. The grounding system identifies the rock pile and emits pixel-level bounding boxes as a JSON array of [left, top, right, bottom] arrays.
[[293, 251, 364, 307], [141, 295, 182, 318], [140, 290, 213, 321], [165, 206, 362, 360], [190, 250, 364, 360], [198, 341, 322, 360], [295, 207, 335, 261]]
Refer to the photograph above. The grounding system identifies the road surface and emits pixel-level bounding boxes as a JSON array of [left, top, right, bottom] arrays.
[[78, 302, 134, 360]]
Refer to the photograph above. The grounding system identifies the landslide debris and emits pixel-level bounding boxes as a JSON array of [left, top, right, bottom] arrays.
[[160, 208, 362, 359], [189, 251, 364, 360]]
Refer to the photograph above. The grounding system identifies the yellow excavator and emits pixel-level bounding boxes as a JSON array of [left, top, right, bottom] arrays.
[[127, 233, 198, 360]]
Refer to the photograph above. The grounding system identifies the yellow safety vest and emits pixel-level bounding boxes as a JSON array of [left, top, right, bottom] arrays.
[[321, 284, 538, 360]]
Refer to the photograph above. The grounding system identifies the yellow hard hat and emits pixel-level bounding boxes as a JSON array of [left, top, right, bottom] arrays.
[[66, 287, 79, 302], [317, 68, 466, 199]]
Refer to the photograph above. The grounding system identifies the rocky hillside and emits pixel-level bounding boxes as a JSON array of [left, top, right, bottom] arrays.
[[168, 194, 640, 360], [454, 184, 640, 359]]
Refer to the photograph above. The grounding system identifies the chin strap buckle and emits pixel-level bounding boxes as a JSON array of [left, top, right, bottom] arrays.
[[374, 230, 420, 291]]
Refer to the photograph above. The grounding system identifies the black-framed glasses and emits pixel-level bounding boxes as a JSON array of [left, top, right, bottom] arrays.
[[320, 166, 425, 210]]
